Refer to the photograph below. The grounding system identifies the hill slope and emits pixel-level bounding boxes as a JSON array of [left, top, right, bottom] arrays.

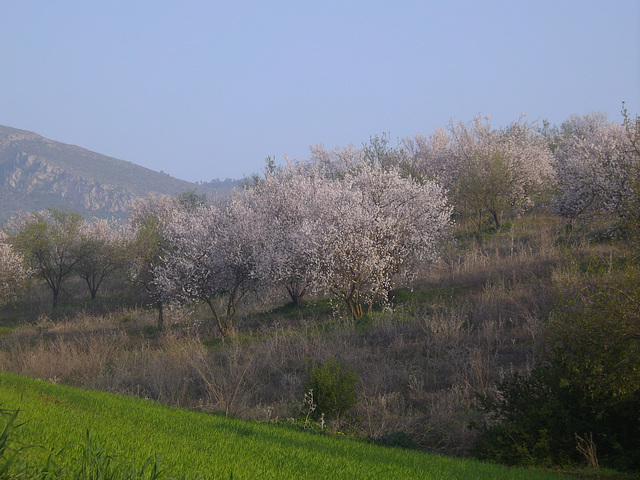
[[0, 372, 573, 480], [0, 125, 237, 222]]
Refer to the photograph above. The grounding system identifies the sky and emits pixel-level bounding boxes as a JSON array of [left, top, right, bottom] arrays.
[[1, 1, 639, 183]]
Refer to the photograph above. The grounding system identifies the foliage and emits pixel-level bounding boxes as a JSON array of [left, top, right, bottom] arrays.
[[473, 267, 640, 471], [0, 407, 25, 477], [6, 208, 86, 307], [306, 359, 358, 420], [0, 407, 179, 479]]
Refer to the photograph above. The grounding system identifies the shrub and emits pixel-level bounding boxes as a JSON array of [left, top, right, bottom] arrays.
[[472, 267, 640, 471], [306, 360, 358, 420]]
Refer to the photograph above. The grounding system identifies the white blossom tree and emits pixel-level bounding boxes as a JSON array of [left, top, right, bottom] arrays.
[[0, 231, 32, 307], [242, 160, 331, 306], [621, 104, 640, 233], [401, 127, 453, 183], [152, 193, 263, 336], [404, 116, 554, 232], [553, 112, 639, 226], [312, 160, 452, 319]]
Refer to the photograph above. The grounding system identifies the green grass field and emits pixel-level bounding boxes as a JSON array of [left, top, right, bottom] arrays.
[[0, 372, 577, 480]]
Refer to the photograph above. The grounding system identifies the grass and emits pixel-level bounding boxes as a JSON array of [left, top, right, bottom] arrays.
[[0, 372, 577, 480]]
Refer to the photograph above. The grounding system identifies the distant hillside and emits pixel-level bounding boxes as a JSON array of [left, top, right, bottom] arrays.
[[0, 125, 239, 222]]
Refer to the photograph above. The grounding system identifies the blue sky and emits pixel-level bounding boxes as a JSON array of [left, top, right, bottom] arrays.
[[1, 1, 639, 183]]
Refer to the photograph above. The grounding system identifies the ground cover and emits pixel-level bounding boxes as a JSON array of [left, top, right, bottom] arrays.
[[0, 372, 576, 480]]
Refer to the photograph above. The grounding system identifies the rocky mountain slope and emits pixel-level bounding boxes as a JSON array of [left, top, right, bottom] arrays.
[[0, 125, 237, 222]]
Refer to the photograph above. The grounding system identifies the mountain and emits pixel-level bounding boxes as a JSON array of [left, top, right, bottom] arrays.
[[0, 125, 239, 223]]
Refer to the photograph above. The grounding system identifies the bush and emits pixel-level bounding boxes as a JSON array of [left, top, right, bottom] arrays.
[[472, 267, 640, 471], [306, 360, 358, 420]]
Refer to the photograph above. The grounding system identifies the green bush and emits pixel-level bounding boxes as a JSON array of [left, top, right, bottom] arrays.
[[306, 360, 358, 420], [472, 267, 640, 471]]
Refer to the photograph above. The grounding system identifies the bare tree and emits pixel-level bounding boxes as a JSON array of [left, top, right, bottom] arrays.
[[76, 218, 128, 299]]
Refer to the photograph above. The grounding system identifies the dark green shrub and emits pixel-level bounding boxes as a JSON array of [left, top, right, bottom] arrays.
[[306, 360, 357, 420], [472, 267, 640, 471]]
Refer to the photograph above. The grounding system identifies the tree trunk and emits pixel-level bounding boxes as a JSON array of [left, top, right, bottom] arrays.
[[156, 301, 164, 330], [286, 284, 307, 307], [490, 209, 501, 230], [52, 287, 60, 308]]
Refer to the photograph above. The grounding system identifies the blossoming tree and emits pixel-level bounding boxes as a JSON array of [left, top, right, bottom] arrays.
[[553, 112, 639, 226], [312, 159, 452, 319], [404, 116, 554, 232], [152, 194, 263, 336], [0, 231, 31, 307]]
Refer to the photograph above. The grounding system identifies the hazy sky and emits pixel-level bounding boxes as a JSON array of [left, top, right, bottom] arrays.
[[1, 1, 639, 183]]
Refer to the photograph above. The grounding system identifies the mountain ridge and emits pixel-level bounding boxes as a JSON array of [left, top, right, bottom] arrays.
[[0, 125, 237, 222]]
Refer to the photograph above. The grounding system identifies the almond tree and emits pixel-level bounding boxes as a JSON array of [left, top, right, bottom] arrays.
[[554, 112, 639, 227], [128, 193, 180, 329], [243, 160, 327, 306], [405, 116, 554, 232], [401, 126, 452, 182], [153, 193, 262, 336], [76, 218, 128, 299], [621, 104, 640, 234], [314, 160, 452, 319], [0, 231, 32, 307]]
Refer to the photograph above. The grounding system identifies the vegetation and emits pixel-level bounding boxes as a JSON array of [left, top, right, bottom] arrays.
[[1, 108, 639, 477], [0, 373, 578, 479], [473, 266, 640, 470], [305, 359, 358, 420]]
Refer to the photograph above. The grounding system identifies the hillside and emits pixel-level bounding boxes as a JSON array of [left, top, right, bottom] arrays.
[[0, 125, 238, 222], [0, 372, 573, 479]]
